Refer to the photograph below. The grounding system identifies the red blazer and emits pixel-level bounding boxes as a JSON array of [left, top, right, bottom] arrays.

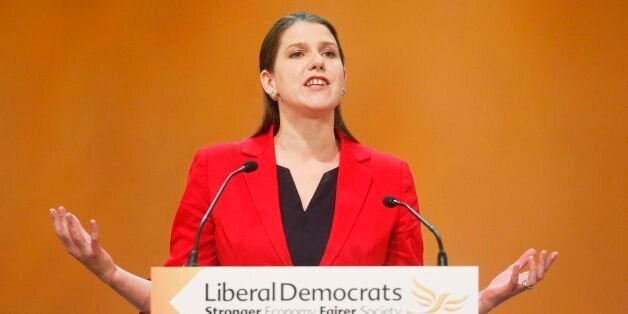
[[164, 128, 423, 266]]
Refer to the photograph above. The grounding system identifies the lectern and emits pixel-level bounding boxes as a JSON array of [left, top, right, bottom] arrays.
[[152, 266, 478, 314]]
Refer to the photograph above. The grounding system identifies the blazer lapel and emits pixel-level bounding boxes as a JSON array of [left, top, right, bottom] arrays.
[[241, 129, 293, 266], [319, 135, 373, 265]]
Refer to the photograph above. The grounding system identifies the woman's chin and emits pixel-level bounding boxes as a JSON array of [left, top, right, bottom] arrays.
[[302, 102, 339, 116], [282, 98, 338, 114], [302, 96, 340, 110]]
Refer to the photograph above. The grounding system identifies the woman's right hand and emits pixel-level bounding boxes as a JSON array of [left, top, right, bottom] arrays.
[[50, 206, 117, 285]]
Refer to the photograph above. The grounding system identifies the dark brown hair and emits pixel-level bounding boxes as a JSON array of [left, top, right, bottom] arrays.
[[253, 12, 356, 141]]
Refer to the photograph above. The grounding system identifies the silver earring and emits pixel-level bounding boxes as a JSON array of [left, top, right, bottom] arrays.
[[270, 91, 278, 101], [342, 88, 346, 96]]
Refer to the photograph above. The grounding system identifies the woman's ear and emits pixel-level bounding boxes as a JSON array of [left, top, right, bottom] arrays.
[[260, 70, 275, 94]]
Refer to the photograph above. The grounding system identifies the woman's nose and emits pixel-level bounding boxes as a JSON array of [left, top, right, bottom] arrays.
[[308, 54, 325, 71]]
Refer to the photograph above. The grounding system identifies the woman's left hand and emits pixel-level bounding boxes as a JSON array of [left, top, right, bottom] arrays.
[[478, 248, 559, 314]]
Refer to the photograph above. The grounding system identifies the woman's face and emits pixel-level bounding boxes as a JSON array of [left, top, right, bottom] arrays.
[[262, 22, 346, 118]]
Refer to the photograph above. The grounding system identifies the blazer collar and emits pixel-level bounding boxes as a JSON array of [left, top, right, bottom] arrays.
[[240, 126, 373, 266], [240, 127, 291, 265], [320, 131, 373, 265]]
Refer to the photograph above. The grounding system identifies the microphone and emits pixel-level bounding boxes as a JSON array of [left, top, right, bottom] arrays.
[[241, 160, 258, 173], [383, 196, 448, 266], [186, 160, 259, 266]]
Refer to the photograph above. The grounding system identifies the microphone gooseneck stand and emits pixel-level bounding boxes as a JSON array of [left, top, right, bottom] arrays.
[[186, 161, 258, 266], [383, 196, 448, 266]]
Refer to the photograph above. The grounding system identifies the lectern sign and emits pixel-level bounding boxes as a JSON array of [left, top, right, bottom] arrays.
[[151, 267, 478, 314]]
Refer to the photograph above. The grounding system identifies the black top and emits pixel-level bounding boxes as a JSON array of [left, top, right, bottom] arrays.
[[277, 165, 339, 266]]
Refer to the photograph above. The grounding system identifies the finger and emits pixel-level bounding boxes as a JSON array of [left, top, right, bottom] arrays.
[[89, 219, 101, 253], [72, 214, 91, 240], [509, 263, 520, 286], [67, 214, 90, 251], [57, 217, 79, 256], [545, 251, 559, 270], [57, 207, 70, 237], [55, 210, 77, 249], [50, 208, 63, 233], [527, 255, 538, 285], [49, 208, 58, 221], [514, 248, 536, 269], [537, 250, 547, 280], [50, 208, 75, 249]]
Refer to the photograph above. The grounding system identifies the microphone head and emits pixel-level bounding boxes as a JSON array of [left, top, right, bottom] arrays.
[[242, 161, 258, 173], [382, 196, 399, 208]]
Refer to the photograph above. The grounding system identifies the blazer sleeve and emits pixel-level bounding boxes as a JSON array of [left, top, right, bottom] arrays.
[[163, 148, 219, 266], [383, 161, 424, 265]]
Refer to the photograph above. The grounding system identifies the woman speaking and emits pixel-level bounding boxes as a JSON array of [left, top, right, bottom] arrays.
[[49, 12, 558, 313]]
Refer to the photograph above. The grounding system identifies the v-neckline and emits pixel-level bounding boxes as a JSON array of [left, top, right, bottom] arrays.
[[276, 165, 338, 212]]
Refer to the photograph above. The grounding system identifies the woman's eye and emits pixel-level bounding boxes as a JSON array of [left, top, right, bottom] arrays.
[[290, 51, 304, 58], [323, 51, 337, 57]]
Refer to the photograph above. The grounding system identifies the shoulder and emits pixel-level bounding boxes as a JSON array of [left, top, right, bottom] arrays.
[[189, 136, 258, 174], [195, 131, 268, 159], [345, 140, 416, 192], [347, 140, 409, 170], [195, 140, 243, 160]]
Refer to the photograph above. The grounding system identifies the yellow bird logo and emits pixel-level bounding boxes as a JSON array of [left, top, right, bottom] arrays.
[[407, 278, 468, 314]]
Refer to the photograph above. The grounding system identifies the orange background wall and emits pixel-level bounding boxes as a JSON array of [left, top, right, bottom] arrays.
[[1, 1, 626, 313]]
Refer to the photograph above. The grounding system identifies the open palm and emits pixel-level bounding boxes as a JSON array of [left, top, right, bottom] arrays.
[[479, 248, 559, 313]]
